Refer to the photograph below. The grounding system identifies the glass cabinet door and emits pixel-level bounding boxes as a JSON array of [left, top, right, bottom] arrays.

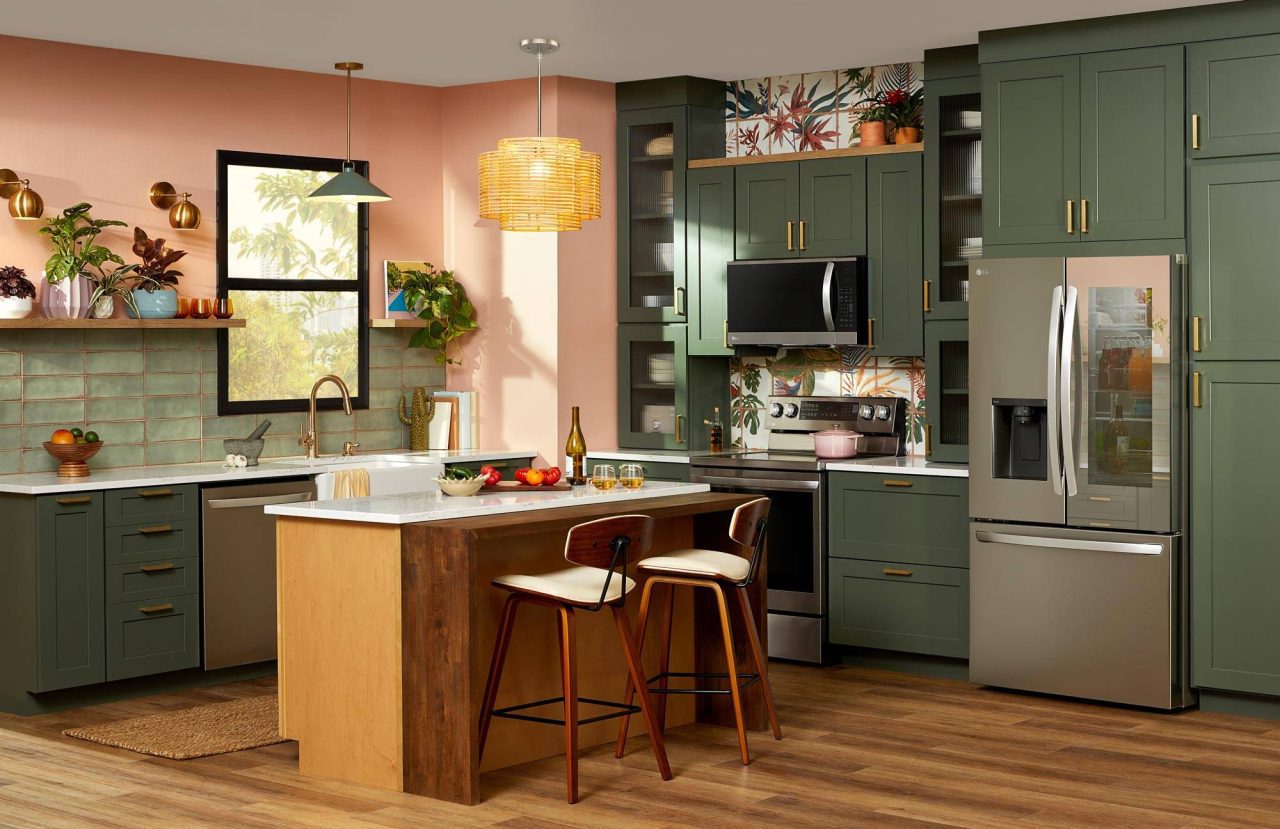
[[618, 107, 687, 324], [924, 320, 969, 463], [617, 324, 688, 450], [924, 76, 981, 320]]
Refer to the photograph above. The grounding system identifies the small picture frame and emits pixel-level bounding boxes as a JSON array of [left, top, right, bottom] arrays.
[[383, 260, 430, 319]]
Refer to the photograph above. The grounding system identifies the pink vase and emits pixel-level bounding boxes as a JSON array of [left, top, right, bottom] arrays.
[[39, 275, 93, 319]]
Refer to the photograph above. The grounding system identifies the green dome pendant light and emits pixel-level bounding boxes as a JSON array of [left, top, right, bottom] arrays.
[[308, 62, 392, 203]]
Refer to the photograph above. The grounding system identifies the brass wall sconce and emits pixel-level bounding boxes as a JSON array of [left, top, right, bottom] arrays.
[[0, 169, 44, 220], [149, 181, 202, 229]]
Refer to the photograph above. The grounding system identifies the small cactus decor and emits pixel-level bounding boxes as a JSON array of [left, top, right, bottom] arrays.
[[398, 387, 435, 450]]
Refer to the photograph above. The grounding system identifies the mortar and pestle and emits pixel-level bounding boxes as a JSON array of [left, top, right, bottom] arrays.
[[224, 420, 271, 466]]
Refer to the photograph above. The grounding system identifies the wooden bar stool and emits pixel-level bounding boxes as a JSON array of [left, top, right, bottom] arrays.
[[477, 514, 672, 804], [614, 497, 781, 765]]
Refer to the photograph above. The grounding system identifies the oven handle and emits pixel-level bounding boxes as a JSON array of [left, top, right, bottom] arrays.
[[821, 261, 836, 332], [694, 475, 819, 491]]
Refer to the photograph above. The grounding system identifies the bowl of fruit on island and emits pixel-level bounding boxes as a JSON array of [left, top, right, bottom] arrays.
[[42, 427, 104, 478]]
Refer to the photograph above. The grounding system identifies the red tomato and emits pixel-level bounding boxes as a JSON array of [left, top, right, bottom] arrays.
[[542, 466, 562, 485], [514, 467, 531, 484], [479, 465, 502, 485]]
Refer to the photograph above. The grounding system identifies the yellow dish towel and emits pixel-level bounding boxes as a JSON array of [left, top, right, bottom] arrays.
[[331, 468, 370, 499]]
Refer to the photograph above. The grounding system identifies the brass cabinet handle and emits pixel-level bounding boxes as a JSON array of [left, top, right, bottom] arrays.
[[674, 287, 687, 316], [1066, 199, 1075, 235], [722, 320, 729, 350], [799, 220, 807, 251], [883, 479, 914, 488], [138, 488, 173, 498], [140, 603, 174, 614], [923, 279, 932, 313], [137, 524, 174, 535], [883, 568, 914, 577], [55, 495, 93, 506], [140, 562, 176, 573], [867, 318, 876, 349], [1191, 113, 1201, 150], [1081, 198, 1090, 234], [924, 423, 933, 455], [675, 414, 684, 445], [1192, 315, 1202, 352], [1193, 371, 1202, 408], [786, 221, 794, 251]]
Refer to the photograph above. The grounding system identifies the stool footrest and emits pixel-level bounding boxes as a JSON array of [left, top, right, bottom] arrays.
[[492, 696, 642, 727], [645, 670, 761, 696]]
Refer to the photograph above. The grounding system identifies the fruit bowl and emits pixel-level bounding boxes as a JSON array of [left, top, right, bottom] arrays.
[[43, 441, 104, 478], [435, 476, 485, 497]]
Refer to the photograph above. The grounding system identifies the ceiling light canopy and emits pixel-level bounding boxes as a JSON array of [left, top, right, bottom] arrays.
[[309, 61, 391, 204], [478, 38, 601, 232]]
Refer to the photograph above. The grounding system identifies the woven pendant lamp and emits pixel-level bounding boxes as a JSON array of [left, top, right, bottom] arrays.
[[478, 39, 601, 232]]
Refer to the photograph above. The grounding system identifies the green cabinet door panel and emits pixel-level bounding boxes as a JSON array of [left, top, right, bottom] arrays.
[[828, 557, 969, 658], [104, 519, 199, 567], [735, 163, 799, 260], [687, 166, 735, 356], [1192, 363, 1280, 695], [827, 472, 969, 567], [1189, 34, 1280, 159], [584, 457, 690, 483], [867, 153, 924, 357], [1189, 158, 1280, 360], [924, 321, 970, 464], [798, 156, 867, 258], [617, 324, 689, 450], [105, 558, 201, 606], [983, 56, 1081, 245], [924, 75, 979, 321], [1080, 46, 1185, 241], [34, 493, 105, 692], [105, 594, 201, 681], [104, 484, 199, 528]]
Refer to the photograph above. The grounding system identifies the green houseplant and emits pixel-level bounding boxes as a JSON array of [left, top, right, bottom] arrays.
[[37, 202, 128, 318], [87, 265, 139, 319], [127, 227, 186, 319], [392, 261, 478, 365], [0, 266, 37, 320]]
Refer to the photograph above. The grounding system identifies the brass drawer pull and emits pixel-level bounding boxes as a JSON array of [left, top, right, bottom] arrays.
[[140, 603, 174, 614], [883, 568, 913, 577], [1066, 199, 1075, 235], [138, 488, 173, 498], [1192, 316, 1202, 352], [140, 562, 176, 573], [138, 524, 174, 535], [1081, 198, 1090, 234], [924, 423, 933, 456], [675, 414, 684, 445], [799, 220, 807, 251], [867, 318, 876, 349], [1191, 113, 1201, 150], [923, 279, 932, 313], [883, 479, 913, 488], [55, 495, 93, 506], [1087, 496, 1112, 503], [1193, 371, 1202, 408], [786, 221, 795, 251]]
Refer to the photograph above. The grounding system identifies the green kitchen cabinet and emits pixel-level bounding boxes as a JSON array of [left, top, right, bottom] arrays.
[[444, 457, 535, 477], [617, 324, 728, 451], [1189, 157, 1280, 361], [827, 472, 969, 568], [734, 163, 799, 260], [1191, 363, 1280, 696], [828, 557, 969, 659], [34, 493, 106, 692], [106, 594, 201, 682], [687, 166, 735, 356], [1188, 34, 1280, 159], [799, 156, 867, 259], [584, 456, 690, 483], [924, 73, 981, 320], [924, 321, 970, 463], [867, 153, 924, 357]]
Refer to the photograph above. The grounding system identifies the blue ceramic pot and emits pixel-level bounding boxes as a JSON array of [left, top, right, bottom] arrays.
[[127, 289, 179, 319]]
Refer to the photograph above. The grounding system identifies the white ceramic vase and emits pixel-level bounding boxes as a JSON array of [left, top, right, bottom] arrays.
[[92, 295, 115, 319], [0, 296, 33, 319], [40, 275, 93, 319]]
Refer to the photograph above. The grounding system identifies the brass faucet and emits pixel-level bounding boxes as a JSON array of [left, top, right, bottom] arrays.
[[299, 375, 354, 459]]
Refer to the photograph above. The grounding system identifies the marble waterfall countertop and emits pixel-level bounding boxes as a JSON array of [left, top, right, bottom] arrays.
[[0, 449, 537, 495], [265, 480, 712, 525], [823, 456, 969, 477]]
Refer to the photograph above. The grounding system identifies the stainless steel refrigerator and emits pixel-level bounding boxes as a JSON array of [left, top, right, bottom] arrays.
[[968, 255, 1193, 710]]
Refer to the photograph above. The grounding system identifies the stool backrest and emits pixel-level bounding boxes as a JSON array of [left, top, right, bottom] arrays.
[[729, 497, 771, 586], [564, 514, 655, 609]]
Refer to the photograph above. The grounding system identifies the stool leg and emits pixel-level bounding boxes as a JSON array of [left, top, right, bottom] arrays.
[[557, 605, 579, 804], [654, 581, 675, 732], [611, 604, 673, 781], [614, 577, 657, 759], [735, 587, 782, 741], [478, 593, 520, 760], [711, 583, 750, 765]]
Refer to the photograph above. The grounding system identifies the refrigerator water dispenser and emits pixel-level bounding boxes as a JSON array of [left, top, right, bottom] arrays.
[[991, 399, 1047, 480]]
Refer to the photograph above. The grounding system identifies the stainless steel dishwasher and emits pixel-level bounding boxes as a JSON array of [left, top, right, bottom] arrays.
[[201, 479, 315, 670]]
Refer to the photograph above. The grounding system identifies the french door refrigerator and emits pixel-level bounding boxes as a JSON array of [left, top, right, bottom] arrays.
[[968, 255, 1193, 709]]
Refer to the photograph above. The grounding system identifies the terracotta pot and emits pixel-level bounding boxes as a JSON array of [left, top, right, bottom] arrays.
[[894, 126, 922, 145], [859, 120, 888, 147]]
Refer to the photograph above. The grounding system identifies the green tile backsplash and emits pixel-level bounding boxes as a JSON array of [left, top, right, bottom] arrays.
[[0, 328, 445, 474]]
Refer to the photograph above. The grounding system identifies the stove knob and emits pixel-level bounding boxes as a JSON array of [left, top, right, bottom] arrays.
[[768, 402, 784, 418], [859, 404, 874, 420], [874, 404, 890, 420], [784, 403, 800, 418]]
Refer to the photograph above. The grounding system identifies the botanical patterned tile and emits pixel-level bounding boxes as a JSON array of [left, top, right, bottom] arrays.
[[731, 77, 770, 119], [144, 440, 200, 466], [0, 450, 19, 474], [839, 109, 862, 148], [146, 417, 202, 442], [88, 374, 144, 398], [0, 426, 19, 450], [874, 62, 923, 96], [0, 353, 20, 376], [146, 350, 195, 373], [22, 375, 84, 400], [82, 329, 143, 351], [148, 395, 201, 419], [146, 373, 200, 396], [725, 120, 739, 157], [86, 351, 144, 374], [23, 399, 85, 425], [199, 414, 259, 438], [771, 73, 803, 114], [803, 71, 841, 113], [87, 397, 145, 422], [812, 370, 841, 397], [19, 330, 83, 351], [735, 117, 766, 157]]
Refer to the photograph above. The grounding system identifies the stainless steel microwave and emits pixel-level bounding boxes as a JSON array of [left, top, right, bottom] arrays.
[[726, 257, 867, 347]]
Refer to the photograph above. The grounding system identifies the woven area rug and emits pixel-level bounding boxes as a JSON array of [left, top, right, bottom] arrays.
[[62, 695, 284, 760]]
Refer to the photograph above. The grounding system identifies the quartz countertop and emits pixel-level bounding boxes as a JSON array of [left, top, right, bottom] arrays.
[[0, 449, 537, 495], [823, 456, 969, 478], [264, 480, 712, 525]]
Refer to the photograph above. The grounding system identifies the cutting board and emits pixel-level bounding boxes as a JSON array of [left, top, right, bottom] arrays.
[[482, 483, 573, 493]]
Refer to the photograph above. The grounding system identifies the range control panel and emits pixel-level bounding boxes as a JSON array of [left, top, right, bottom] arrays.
[[765, 395, 907, 436]]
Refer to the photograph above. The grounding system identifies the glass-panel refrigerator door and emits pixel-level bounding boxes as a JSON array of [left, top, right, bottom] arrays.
[[1065, 256, 1179, 532]]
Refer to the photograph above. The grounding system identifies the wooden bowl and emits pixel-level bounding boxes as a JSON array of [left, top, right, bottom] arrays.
[[42, 441, 104, 478]]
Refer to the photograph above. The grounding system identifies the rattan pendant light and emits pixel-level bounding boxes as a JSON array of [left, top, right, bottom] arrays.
[[478, 38, 601, 232]]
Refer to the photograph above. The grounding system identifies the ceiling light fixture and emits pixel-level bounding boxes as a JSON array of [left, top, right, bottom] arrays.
[[478, 38, 600, 232], [308, 61, 392, 203], [0, 169, 44, 221]]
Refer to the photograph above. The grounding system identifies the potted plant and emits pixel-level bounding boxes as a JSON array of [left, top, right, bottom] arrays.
[[885, 87, 925, 144], [88, 265, 140, 319], [127, 227, 186, 319], [856, 95, 894, 147], [399, 263, 478, 365], [0, 266, 37, 319], [37, 203, 128, 319]]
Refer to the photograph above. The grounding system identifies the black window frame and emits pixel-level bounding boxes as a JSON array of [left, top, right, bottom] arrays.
[[216, 149, 370, 416]]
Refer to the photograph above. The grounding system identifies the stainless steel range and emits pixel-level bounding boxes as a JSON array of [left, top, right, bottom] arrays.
[[692, 395, 907, 663]]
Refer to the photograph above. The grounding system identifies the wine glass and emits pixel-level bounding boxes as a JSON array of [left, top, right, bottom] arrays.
[[590, 464, 617, 491], [175, 297, 191, 319], [619, 463, 645, 490], [195, 298, 214, 319], [214, 297, 234, 319]]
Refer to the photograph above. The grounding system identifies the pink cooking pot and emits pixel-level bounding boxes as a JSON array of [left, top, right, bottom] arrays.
[[813, 429, 863, 459]]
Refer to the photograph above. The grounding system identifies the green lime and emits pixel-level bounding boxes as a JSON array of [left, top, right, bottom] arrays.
[[84, 431, 99, 443], [70, 427, 83, 438]]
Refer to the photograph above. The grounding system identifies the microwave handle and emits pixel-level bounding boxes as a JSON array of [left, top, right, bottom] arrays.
[[821, 261, 836, 332]]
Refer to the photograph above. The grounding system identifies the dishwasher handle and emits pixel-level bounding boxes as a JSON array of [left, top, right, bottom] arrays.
[[206, 492, 313, 509]]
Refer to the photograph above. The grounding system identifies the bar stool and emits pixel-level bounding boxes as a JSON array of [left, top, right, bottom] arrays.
[[614, 497, 781, 765], [477, 514, 672, 804]]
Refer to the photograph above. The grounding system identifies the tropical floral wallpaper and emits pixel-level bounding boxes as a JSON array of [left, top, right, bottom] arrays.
[[729, 347, 926, 454], [724, 63, 923, 157]]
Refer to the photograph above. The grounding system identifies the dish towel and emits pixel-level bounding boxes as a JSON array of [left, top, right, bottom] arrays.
[[331, 468, 371, 499]]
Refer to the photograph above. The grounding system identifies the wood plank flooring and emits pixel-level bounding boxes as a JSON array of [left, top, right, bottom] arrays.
[[2, 664, 1280, 828]]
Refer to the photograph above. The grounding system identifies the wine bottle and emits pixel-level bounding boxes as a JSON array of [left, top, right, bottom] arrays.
[[1103, 393, 1129, 474], [704, 406, 724, 453], [565, 406, 587, 485]]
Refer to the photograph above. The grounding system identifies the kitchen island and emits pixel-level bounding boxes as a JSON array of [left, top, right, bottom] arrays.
[[268, 483, 765, 804]]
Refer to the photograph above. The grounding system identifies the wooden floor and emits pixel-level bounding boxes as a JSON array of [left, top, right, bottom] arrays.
[[2, 664, 1280, 828]]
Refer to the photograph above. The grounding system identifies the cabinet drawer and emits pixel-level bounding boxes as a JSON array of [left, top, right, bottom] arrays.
[[828, 558, 969, 658], [104, 484, 198, 528], [105, 558, 200, 605], [106, 594, 201, 681], [1071, 486, 1138, 523], [827, 472, 969, 567], [105, 519, 199, 566]]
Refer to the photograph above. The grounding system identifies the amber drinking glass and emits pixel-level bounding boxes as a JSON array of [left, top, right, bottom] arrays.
[[195, 298, 214, 319], [214, 298, 234, 319], [175, 297, 191, 319], [590, 464, 617, 491], [619, 463, 645, 490]]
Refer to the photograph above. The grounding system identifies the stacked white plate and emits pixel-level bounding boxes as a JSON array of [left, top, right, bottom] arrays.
[[646, 134, 674, 156], [958, 237, 983, 259], [648, 353, 675, 385]]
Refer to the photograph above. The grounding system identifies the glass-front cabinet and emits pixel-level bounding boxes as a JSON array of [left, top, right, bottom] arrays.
[[924, 321, 970, 463], [617, 325, 688, 449], [924, 76, 982, 319]]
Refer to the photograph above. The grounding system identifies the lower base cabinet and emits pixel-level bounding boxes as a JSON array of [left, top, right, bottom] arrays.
[[106, 594, 201, 681], [828, 558, 969, 658], [584, 456, 690, 483]]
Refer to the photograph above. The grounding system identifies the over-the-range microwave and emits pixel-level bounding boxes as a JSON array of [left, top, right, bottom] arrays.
[[726, 257, 868, 347]]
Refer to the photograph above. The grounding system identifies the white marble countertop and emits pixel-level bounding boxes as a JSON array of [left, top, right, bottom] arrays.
[[265, 481, 712, 525], [0, 449, 537, 495], [824, 456, 969, 478]]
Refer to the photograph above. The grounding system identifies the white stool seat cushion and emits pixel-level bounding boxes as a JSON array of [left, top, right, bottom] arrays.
[[493, 566, 636, 605], [636, 548, 751, 582]]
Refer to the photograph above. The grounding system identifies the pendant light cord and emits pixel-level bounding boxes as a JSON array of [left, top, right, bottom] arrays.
[[345, 66, 353, 166], [535, 50, 543, 137]]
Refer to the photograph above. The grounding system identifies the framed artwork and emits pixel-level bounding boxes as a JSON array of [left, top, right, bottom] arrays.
[[383, 259, 430, 319]]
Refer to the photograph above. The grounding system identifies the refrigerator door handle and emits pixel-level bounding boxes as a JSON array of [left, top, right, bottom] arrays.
[[1060, 286, 1080, 497], [975, 530, 1164, 556], [1047, 285, 1064, 495]]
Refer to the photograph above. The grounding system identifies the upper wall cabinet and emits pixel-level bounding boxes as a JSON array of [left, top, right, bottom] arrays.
[[735, 156, 866, 260], [984, 47, 1184, 246], [1189, 34, 1280, 159], [924, 74, 982, 319], [687, 166, 735, 356], [735, 163, 799, 260], [867, 153, 924, 357]]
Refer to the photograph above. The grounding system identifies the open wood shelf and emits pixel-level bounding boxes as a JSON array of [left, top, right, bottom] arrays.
[[688, 142, 922, 169], [0, 317, 245, 329], [370, 318, 427, 328]]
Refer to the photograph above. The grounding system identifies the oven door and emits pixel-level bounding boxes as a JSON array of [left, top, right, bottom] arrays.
[[689, 468, 823, 615]]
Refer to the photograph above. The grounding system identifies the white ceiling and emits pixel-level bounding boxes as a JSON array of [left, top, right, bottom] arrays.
[[2, 0, 1235, 86]]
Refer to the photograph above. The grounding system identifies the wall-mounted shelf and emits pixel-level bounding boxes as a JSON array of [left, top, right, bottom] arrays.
[[688, 142, 923, 169], [0, 318, 246, 329], [370, 318, 427, 328]]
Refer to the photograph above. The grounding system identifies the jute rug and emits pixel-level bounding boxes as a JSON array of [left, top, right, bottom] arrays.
[[62, 695, 285, 760]]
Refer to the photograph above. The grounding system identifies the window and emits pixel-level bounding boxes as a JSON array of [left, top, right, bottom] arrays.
[[216, 150, 369, 415]]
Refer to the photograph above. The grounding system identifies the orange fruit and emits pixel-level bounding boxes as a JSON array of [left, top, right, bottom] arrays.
[[524, 468, 545, 486], [50, 429, 75, 445]]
